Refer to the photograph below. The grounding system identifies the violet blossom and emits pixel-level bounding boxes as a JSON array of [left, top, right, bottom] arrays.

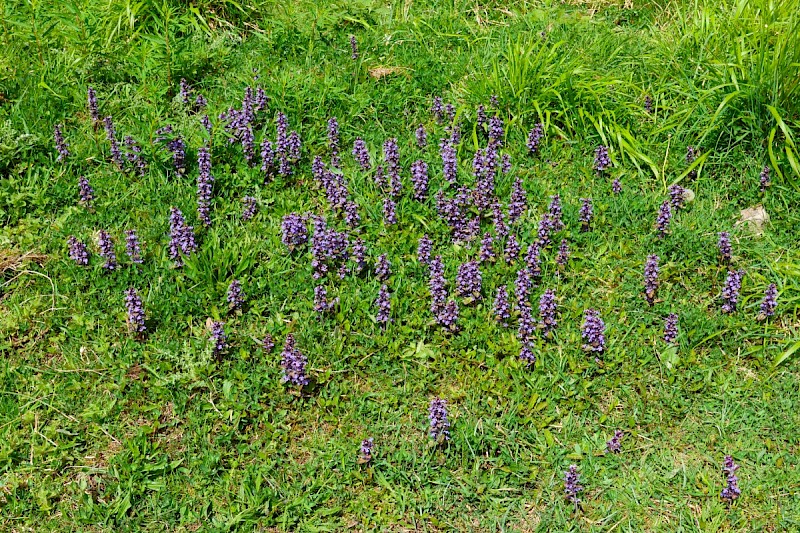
[[411, 159, 429, 200], [415, 124, 427, 148], [527, 123, 543, 155], [718, 231, 732, 263], [594, 145, 610, 173], [428, 397, 450, 441], [196, 145, 214, 226], [721, 456, 741, 503], [78, 176, 94, 206], [125, 287, 146, 335], [125, 229, 143, 264], [375, 284, 391, 326], [539, 288, 557, 336], [721, 269, 744, 313], [54, 124, 69, 162], [759, 283, 778, 319], [242, 196, 258, 221], [494, 286, 511, 326], [456, 261, 482, 300], [479, 232, 495, 263], [417, 234, 432, 267], [655, 200, 672, 237], [508, 177, 527, 224], [643, 254, 660, 306], [664, 313, 678, 344], [606, 430, 623, 453], [281, 334, 309, 386], [581, 309, 605, 353], [210, 321, 227, 358], [375, 253, 392, 281], [281, 212, 309, 250], [97, 230, 117, 270], [227, 279, 244, 310], [579, 198, 593, 232], [67, 236, 89, 265], [352, 138, 371, 170]]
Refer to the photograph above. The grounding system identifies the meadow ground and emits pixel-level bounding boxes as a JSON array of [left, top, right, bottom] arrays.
[[1, 0, 800, 530]]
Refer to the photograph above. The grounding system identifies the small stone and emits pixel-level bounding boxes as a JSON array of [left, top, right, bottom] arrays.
[[738, 205, 769, 235]]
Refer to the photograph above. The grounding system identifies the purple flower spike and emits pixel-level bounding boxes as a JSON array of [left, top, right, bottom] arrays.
[[417, 234, 432, 267], [350, 35, 358, 60], [432, 96, 445, 123], [612, 178, 622, 195], [103, 116, 124, 169], [494, 286, 511, 326], [536, 214, 553, 248], [517, 302, 536, 343], [262, 334, 275, 353], [67, 236, 89, 265], [438, 300, 460, 331], [54, 124, 69, 162], [668, 184, 686, 210], [594, 145, 610, 172], [429, 255, 447, 315], [556, 239, 569, 269], [718, 231, 732, 263], [261, 138, 275, 179], [579, 198, 593, 232], [314, 285, 338, 314], [359, 438, 373, 464], [428, 397, 450, 442], [686, 146, 698, 180], [721, 269, 745, 313], [548, 194, 564, 231], [209, 321, 227, 358], [78, 176, 94, 207], [196, 146, 214, 227], [97, 230, 117, 270], [440, 138, 458, 185], [156, 126, 187, 175], [416, 124, 427, 148], [564, 465, 583, 505], [375, 284, 391, 326], [327, 117, 340, 168], [125, 288, 146, 335], [645, 95, 653, 114], [180, 78, 192, 106], [383, 138, 401, 192], [168, 207, 196, 266], [227, 279, 244, 310], [606, 430, 623, 454], [721, 456, 741, 503], [760, 166, 770, 192], [643, 254, 660, 306], [87, 87, 99, 124], [525, 242, 542, 278], [123, 136, 147, 176], [479, 232, 495, 263], [515, 268, 532, 308], [539, 288, 557, 336], [375, 254, 392, 281], [581, 309, 606, 353], [505, 233, 520, 264], [488, 115, 504, 147], [352, 138, 371, 171], [351, 238, 367, 274], [492, 202, 509, 240], [527, 123, 543, 156], [383, 197, 397, 225], [242, 196, 258, 221], [519, 344, 536, 367], [664, 313, 678, 344], [125, 229, 143, 264], [411, 160, 429, 201], [655, 200, 672, 238], [281, 212, 308, 250], [456, 260, 482, 300], [281, 334, 309, 386], [759, 283, 778, 319], [508, 177, 527, 224]]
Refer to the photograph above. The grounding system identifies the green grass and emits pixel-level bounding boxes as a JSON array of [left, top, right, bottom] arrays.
[[2, 0, 800, 530]]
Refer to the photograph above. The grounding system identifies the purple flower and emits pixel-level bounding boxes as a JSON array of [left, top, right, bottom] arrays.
[[125, 229, 143, 264], [515, 268, 532, 308], [445, 103, 456, 123], [196, 93, 208, 111], [328, 117, 340, 168], [655, 200, 672, 238], [97, 230, 117, 270], [505, 233, 520, 264], [262, 334, 275, 353], [67, 236, 89, 265], [479, 232, 495, 263], [103, 116, 124, 169], [375, 253, 392, 281], [456, 261, 482, 300], [350, 35, 358, 60], [686, 146, 698, 180], [525, 242, 542, 278], [718, 231, 732, 263], [168, 207, 196, 266], [508, 177, 527, 224], [644, 95, 653, 114], [432, 96, 445, 123], [351, 238, 367, 274], [594, 145, 610, 172], [260, 138, 275, 179], [281, 334, 309, 386], [201, 114, 212, 134], [760, 166, 770, 192], [359, 438, 373, 463], [721, 270, 745, 313], [227, 279, 244, 310], [418, 234, 432, 267], [539, 288, 557, 336], [180, 78, 192, 106], [556, 239, 570, 269], [440, 138, 458, 184], [644, 254, 660, 306], [197, 146, 214, 226], [564, 465, 583, 505], [310, 217, 349, 279], [519, 344, 536, 367], [612, 178, 622, 195], [428, 397, 450, 441], [87, 87, 99, 124], [125, 288, 146, 334], [536, 214, 553, 248], [281, 212, 308, 250], [493, 202, 509, 239], [488, 115, 504, 147], [476, 105, 487, 130], [759, 283, 778, 319], [415, 124, 427, 148], [383, 197, 397, 225], [490, 94, 499, 108], [548, 194, 564, 231], [123, 136, 147, 176], [527, 123, 543, 155], [78, 176, 94, 206], [606, 430, 623, 453], [375, 284, 391, 326], [411, 160, 429, 201], [721, 456, 741, 502], [664, 313, 678, 344], [429, 255, 448, 315], [210, 321, 227, 358], [352, 138, 371, 171], [668, 184, 686, 210], [581, 309, 606, 353], [314, 285, 339, 314], [383, 138, 401, 193], [517, 302, 536, 343], [54, 124, 69, 162], [242, 196, 258, 221], [494, 286, 511, 326], [344, 201, 360, 228], [438, 300, 459, 331], [579, 198, 593, 232]]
